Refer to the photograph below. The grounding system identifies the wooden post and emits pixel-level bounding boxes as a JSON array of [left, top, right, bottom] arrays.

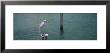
[[60, 13, 64, 32]]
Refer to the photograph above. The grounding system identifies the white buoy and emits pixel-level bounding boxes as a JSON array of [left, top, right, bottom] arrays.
[[45, 34, 48, 36]]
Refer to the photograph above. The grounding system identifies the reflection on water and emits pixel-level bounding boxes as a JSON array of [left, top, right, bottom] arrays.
[[59, 30, 64, 40]]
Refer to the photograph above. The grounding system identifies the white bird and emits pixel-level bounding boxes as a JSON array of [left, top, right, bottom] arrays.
[[39, 20, 48, 33]]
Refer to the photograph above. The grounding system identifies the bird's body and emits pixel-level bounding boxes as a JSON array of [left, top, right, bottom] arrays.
[[39, 21, 45, 28]]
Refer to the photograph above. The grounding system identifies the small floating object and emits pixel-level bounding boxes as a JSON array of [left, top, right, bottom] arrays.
[[41, 33, 48, 40], [45, 34, 48, 36]]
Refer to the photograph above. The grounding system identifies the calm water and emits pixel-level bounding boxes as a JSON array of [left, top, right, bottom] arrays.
[[14, 13, 97, 40]]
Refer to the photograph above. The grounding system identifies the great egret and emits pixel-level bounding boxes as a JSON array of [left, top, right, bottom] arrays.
[[39, 20, 48, 33]]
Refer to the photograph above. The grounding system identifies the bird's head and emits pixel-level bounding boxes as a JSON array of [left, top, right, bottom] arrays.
[[43, 20, 48, 23]]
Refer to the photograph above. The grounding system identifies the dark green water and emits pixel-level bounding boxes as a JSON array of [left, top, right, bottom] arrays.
[[14, 13, 97, 40]]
